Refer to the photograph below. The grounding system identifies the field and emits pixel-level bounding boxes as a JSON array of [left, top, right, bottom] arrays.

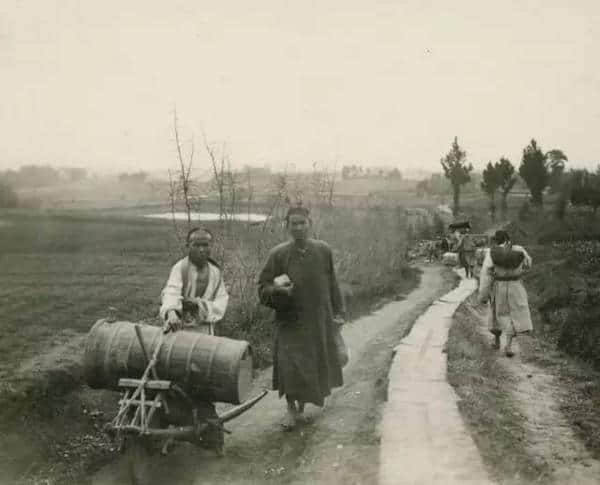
[[0, 203, 416, 397], [0, 212, 177, 388]]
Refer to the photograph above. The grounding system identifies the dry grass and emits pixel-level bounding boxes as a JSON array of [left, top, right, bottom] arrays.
[[447, 300, 552, 484]]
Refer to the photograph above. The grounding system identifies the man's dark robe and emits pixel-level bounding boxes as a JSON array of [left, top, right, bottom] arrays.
[[258, 238, 345, 406]]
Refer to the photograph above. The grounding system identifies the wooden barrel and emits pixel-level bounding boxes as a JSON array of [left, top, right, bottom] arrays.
[[83, 320, 253, 404]]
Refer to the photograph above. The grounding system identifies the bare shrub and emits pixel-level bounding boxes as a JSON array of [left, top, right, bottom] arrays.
[[166, 122, 412, 366]]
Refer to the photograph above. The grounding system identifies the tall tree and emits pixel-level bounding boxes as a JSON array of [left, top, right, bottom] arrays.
[[480, 161, 500, 221], [546, 149, 569, 193], [519, 140, 568, 206], [519, 139, 549, 206], [440, 136, 473, 216], [495, 157, 517, 215]]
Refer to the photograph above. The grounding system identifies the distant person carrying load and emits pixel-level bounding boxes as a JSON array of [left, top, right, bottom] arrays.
[[440, 236, 449, 254], [478, 229, 533, 357], [457, 227, 476, 278]]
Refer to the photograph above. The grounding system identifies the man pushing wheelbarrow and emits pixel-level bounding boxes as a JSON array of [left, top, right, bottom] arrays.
[[157, 226, 230, 454], [84, 226, 266, 467]]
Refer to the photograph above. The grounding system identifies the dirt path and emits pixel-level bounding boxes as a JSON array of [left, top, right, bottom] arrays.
[[90, 265, 456, 485], [464, 301, 600, 484]]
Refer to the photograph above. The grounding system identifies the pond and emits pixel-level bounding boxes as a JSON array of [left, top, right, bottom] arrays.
[[144, 211, 268, 222]]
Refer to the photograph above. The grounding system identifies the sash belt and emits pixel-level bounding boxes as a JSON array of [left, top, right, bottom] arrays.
[[494, 275, 521, 281]]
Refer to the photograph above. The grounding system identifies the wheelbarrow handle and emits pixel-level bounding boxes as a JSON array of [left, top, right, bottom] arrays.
[[218, 389, 269, 424]]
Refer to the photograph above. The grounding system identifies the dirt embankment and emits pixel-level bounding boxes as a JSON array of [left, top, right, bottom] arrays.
[[448, 296, 600, 484]]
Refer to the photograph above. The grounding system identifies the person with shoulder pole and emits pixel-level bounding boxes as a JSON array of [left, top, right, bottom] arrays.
[[478, 229, 533, 357]]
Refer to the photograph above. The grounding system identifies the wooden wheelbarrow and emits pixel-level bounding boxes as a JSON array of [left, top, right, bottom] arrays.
[[103, 324, 268, 457]]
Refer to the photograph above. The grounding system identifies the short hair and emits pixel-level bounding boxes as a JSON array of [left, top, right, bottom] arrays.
[[186, 226, 213, 244], [494, 230, 510, 244], [285, 206, 311, 225]]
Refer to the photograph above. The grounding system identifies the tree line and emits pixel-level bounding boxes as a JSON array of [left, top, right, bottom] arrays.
[[440, 137, 578, 218]]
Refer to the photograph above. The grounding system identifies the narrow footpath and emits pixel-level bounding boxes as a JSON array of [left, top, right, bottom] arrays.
[[379, 273, 492, 484]]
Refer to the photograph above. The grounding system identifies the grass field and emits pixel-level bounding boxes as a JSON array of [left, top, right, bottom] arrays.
[[0, 212, 180, 385]]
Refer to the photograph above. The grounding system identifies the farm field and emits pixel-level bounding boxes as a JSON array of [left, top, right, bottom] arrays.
[[0, 211, 180, 388], [0, 204, 415, 382]]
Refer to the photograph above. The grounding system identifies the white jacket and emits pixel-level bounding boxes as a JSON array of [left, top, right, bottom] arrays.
[[159, 257, 229, 326]]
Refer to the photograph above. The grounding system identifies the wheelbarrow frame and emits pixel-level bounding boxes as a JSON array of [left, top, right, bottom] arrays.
[[103, 324, 268, 455]]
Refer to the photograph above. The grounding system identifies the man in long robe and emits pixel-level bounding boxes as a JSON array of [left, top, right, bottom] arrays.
[[258, 207, 345, 429], [478, 230, 533, 357]]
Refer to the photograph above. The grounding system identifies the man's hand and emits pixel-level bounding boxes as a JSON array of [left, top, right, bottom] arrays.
[[273, 282, 294, 297], [182, 298, 199, 313], [273, 274, 293, 297], [195, 299, 209, 321], [164, 310, 183, 332], [332, 315, 345, 328]]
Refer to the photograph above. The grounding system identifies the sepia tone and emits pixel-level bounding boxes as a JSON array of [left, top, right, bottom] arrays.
[[1, 1, 600, 484]]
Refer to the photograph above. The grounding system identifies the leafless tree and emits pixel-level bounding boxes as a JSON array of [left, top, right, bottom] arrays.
[[173, 109, 195, 228], [203, 132, 227, 221]]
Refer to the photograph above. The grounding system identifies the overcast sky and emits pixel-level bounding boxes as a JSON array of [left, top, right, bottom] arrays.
[[1, 0, 599, 174]]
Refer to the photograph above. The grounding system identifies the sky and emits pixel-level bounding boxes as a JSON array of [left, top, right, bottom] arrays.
[[1, 0, 599, 175]]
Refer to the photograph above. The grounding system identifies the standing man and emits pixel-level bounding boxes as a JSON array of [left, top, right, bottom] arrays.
[[440, 235, 450, 254], [258, 207, 346, 430], [159, 226, 229, 453], [458, 227, 476, 278], [160, 227, 228, 335], [478, 230, 533, 357]]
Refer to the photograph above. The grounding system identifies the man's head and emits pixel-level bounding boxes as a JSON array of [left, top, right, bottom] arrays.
[[286, 206, 311, 243], [187, 227, 214, 266], [494, 229, 510, 245]]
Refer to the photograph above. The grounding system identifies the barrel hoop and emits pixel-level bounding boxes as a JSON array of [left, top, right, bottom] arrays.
[[165, 332, 178, 380], [230, 344, 246, 389], [124, 327, 138, 376], [103, 322, 122, 384], [147, 328, 161, 374], [184, 333, 202, 386], [205, 340, 220, 389]]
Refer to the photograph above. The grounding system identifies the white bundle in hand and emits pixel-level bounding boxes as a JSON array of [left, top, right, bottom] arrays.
[[274, 274, 292, 286]]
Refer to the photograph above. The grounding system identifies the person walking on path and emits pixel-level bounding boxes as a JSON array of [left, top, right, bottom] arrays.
[[440, 235, 450, 254], [478, 229, 533, 357], [258, 206, 346, 430], [458, 228, 477, 278]]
